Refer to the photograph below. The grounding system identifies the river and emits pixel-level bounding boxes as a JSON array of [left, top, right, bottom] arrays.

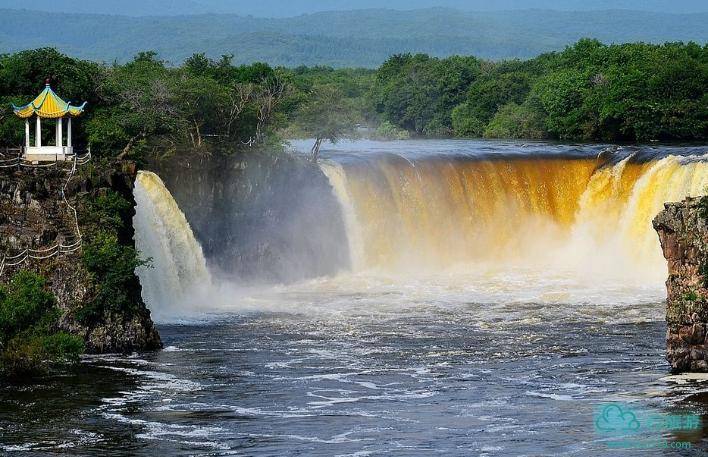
[[2, 139, 707, 455]]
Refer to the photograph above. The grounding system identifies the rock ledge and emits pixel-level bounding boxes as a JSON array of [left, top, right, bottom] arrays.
[[653, 196, 708, 373]]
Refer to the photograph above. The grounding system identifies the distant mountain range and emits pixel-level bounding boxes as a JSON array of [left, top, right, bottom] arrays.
[[1, 8, 706, 67], [2, 0, 707, 16]]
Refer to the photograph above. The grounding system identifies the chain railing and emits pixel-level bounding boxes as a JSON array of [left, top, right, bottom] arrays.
[[0, 147, 91, 169], [0, 149, 92, 277]]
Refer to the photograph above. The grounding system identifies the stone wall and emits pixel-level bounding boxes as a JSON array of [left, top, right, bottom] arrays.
[[653, 197, 708, 373]]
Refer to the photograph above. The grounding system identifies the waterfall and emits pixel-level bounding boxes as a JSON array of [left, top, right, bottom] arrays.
[[133, 171, 211, 319], [130, 151, 706, 315], [321, 153, 708, 279], [319, 162, 366, 271], [570, 155, 708, 281]]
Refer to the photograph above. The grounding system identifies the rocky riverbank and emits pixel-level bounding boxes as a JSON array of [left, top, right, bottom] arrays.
[[654, 196, 708, 373], [0, 161, 160, 354]]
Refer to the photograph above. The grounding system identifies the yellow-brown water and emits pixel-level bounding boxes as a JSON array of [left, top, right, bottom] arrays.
[[321, 150, 708, 282]]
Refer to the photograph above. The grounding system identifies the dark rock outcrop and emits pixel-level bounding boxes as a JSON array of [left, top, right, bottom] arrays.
[[0, 161, 161, 353], [653, 197, 708, 373], [153, 151, 349, 283]]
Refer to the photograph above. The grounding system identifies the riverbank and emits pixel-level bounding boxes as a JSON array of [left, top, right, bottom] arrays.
[[0, 160, 160, 377]]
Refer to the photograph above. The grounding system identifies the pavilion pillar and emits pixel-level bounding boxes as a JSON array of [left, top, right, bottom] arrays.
[[35, 116, 41, 148], [56, 117, 63, 148], [24, 120, 30, 149], [67, 117, 72, 148]]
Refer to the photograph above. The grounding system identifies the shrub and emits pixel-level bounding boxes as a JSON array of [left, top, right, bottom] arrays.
[[374, 121, 410, 140], [683, 291, 699, 302], [700, 260, 708, 289], [451, 103, 485, 137], [699, 195, 708, 220], [81, 190, 133, 235], [78, 231, 148, 324], [0, 271, 56, 338], [0, 271, 84, 377], [422, 118, 452, 137]]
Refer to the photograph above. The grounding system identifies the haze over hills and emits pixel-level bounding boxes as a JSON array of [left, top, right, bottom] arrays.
[[0, 7, 706, 67], [1, 0, 707, 16]]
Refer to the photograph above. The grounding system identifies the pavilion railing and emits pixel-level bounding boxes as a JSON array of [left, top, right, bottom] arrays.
[[0, 146, 91, 169]]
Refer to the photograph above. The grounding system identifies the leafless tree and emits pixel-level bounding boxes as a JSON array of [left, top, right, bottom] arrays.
[[253, 76, 287, 143], [224, 83, 254, 138]]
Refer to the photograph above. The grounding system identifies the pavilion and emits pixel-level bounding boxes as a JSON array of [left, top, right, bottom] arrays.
[[12, 81, 87, 162]]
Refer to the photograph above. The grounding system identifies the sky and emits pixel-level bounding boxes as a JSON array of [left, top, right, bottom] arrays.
[[1, 0, 706, 17]]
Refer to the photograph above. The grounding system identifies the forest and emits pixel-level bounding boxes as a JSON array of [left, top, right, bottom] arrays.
[[370, 40, 707, 142], [1, 39, 705, 156]]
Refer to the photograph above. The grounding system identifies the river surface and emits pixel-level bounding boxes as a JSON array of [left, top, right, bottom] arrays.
[[2, 139, 708, 456], [2, 299, 708, 456]]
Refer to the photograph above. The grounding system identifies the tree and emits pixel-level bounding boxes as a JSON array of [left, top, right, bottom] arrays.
[[483, 102, 546, 139], [370, 54, 481, 135], [253, 76, 287, 144], [86, 51, 182, 158], [292, 84, 358, 162]]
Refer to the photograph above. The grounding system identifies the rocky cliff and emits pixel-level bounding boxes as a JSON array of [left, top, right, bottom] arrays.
[[0, 161, 161, 353], [653, 196, 708, 373], [153, 151, 349, 283]]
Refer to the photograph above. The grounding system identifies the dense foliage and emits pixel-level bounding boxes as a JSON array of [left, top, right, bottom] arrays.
[[1, 41, 705, 155], [371, 54, 481, 136], [0, 271, 84, 377], [371, 40, 707, 142], [76, 188, 149, 324], [0, 49, 288, 159]]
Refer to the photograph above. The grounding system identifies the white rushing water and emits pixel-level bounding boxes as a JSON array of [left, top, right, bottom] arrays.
[[133, 171, 212, 321]]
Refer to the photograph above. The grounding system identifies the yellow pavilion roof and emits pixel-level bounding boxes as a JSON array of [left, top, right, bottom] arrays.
[[12, 84, 87, 119]]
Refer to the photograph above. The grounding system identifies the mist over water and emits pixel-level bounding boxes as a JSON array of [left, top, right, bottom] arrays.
[[135, 140, 707, 321]]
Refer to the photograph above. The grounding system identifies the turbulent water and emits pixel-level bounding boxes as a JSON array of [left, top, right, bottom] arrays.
[[3, 140, 708, 456], [133, 171, 212, 320]]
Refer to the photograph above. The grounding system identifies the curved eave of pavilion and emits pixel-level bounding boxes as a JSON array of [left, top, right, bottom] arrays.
[[12, 85, 87, 119]]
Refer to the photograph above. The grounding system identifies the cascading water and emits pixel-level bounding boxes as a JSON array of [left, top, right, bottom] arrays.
[[132, 142, 707, 315], [133, 171, 211, 320], [320, 150, 708, 283], [569, 155, 708, 281]]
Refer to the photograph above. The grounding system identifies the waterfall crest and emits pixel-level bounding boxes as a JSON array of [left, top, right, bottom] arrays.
[[322, 153, 708, 280], [133, 171, 211, 319]]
